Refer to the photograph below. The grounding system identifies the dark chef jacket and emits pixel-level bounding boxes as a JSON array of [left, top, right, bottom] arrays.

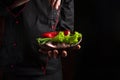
[[0, 0, 74, 79]]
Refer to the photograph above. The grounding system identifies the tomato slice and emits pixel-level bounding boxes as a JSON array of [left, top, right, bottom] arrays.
[[64, 30, 70, 36]]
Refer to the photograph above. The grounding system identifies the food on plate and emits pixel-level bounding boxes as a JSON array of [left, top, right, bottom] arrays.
[[36, 30, 82, 46]]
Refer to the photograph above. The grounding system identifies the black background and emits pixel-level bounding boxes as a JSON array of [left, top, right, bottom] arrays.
[[74, 0, 120, 80]]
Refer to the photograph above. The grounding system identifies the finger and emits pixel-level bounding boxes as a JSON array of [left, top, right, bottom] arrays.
[[54, 0, 61, 10], [48, 50, 52, 58], [75, 45, 81, 49], [53, 49, 59, 58], [61, 50, 67, 57], [12, 0, 30, 9], [52, 0, 57, 7], [39, 48, 59, 58], [72, 45, 81, 50], [49, 0, 56, 8]]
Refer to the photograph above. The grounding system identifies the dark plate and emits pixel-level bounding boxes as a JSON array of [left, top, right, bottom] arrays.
[[38, 38, 82, 50]]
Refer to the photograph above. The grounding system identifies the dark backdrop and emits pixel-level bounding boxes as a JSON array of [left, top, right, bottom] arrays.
[[74, 0, 120, 80]]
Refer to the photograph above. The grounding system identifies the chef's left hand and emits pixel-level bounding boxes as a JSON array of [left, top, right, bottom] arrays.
[[10, 0, 30, 9], [38, 44, 81, 58], [49, 0, 61, 10]]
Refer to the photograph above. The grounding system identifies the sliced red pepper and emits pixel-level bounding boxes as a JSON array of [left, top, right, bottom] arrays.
[[41, 31, 58, 38], [41, 30, 71, 38]]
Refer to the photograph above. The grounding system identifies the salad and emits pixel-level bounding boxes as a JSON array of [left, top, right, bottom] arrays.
[[36, 30, 82, 45]]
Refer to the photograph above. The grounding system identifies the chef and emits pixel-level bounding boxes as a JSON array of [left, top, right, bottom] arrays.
[[0, 0, 79, 80]]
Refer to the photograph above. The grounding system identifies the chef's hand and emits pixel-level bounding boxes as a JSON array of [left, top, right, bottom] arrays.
[[49, 0, 61, 10], [38, 44, 81, 59], [10, 0, 30, 9], [10, 0, 61, 10]]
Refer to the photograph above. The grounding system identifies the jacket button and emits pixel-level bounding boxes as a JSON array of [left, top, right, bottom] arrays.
[[13, 42, 17, 47], [16, 20, 19, 24], [41, 66, 46, 75], [10, 64, 14, 68]]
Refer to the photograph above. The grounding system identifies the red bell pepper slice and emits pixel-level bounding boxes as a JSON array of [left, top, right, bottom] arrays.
[[41, 30, 70, 38]]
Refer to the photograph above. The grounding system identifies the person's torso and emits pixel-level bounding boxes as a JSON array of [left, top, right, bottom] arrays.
[[0, 0, 62, 75]]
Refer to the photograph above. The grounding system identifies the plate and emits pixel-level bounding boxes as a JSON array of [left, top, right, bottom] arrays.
[[38, 38, 82, 50]]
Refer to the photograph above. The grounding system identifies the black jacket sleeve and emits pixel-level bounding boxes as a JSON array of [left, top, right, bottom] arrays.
[[57, 0, 74, 31]]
